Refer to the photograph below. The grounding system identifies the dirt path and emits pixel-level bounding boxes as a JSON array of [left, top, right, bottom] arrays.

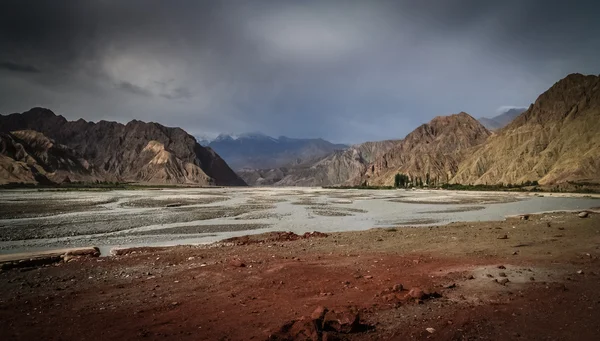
[[0, 212, 599, 340]]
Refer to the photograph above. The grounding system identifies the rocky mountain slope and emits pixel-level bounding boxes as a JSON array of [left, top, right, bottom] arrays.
[[206, 133, 347, 170], [478, 108, 525, 130], [0, 130, 101, 185], [453, 73, 600, 185], [363, 113, 491, 186], [0, 108, 246, 186], [239, 140, 398, 186]]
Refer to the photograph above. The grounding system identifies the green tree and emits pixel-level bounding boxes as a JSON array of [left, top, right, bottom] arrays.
[[395, 173, 410, 188]]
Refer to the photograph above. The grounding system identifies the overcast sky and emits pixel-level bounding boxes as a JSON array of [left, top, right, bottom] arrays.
[[1, 0, 599, 143]]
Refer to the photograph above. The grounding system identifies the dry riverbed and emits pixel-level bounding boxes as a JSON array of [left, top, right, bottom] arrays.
[[1, 188, 598, 252], [0, 211, 599, 340]]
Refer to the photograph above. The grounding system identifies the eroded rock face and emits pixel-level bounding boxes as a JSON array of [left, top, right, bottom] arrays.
[[452, 73, 600, 185], [0, 130, 100, 184], [363, 112, 491, 186], [0, 108, 246, 186]]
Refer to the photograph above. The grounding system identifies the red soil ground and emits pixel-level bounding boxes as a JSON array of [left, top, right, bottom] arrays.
[[1, 212, 599, 340]]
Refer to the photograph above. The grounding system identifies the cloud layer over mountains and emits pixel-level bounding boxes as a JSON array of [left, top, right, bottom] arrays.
[[1, 0, 599, 143]]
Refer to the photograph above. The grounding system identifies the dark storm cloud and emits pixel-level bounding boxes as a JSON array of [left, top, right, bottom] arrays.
[[1, 0, 599, 143], [0, 61, 41, 73], [117, 82, 153, 97]]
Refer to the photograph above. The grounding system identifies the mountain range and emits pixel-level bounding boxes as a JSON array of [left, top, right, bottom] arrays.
[[239, 73, 600, 188], [1, 73, 598, 188], [237, 139, 398, 186], [454, 73, 600, 186], [478, 108, 525, 130], [201, 133, 347, 170], [0, 108, 245, 186]]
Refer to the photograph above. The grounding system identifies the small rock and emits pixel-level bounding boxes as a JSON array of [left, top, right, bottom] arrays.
[[426, 327, 436, 334], [364, 275, 373, 279], [512, 251, 518, 255], [498, 265, 506, 269], [577, 270, 584, 275], [498, 272, 507, 278], [443, 283, 456, 289], [498, 278, 510, 285], [578, 212, 589, 218], [498, 234, 508, 240], [311, 306, 328, 321], [519, 214, 529, 221], [408, 288, 426, 300], [467, 275, 475, 280], [529, 277, 535, 281], [229, 259, 246, 267], [323, 309, 361, 333], [392, 284, 404, 292]]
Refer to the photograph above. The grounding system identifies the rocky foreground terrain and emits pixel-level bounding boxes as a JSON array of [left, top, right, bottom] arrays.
[[1, 211, 598, 340], [0, 108, 246, 186]]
